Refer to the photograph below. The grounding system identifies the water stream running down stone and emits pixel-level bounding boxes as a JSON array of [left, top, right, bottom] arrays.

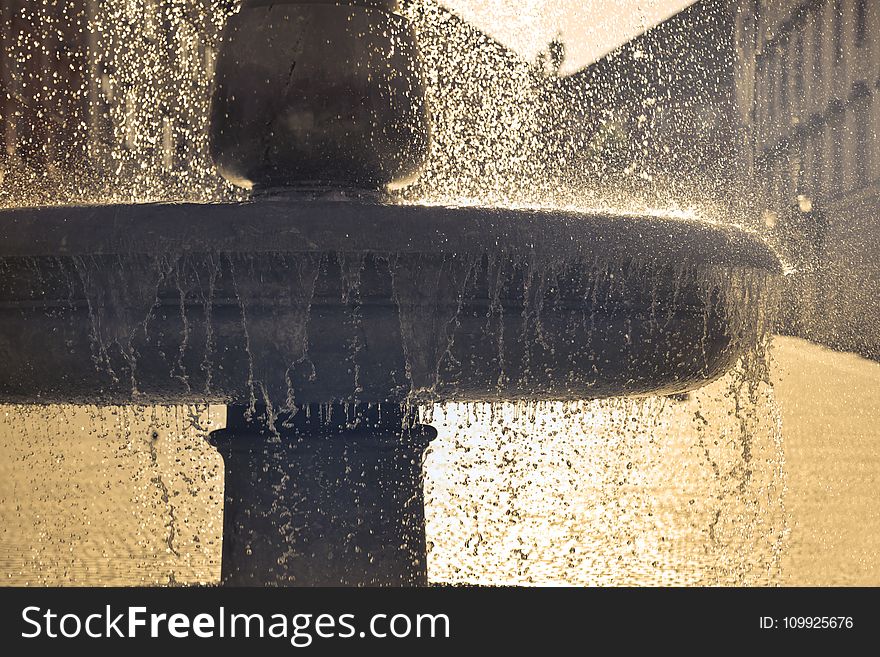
[[0, 358, 787, 587], [0, 403, 224, 585], [423, 373, 787, 586], [0, 0, 791, 586], [0, 209, 780, 406]]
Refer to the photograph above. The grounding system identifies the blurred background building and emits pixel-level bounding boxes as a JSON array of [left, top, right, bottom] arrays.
[[545, 0, 739, 205], [0, 1, 93, 177], [728, 0, 879, 357], [0, 0, 223, 199], [560, 0, 878, 358]]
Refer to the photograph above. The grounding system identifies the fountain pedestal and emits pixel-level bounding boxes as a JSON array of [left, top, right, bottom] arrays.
[[208, 404, 435, 586]]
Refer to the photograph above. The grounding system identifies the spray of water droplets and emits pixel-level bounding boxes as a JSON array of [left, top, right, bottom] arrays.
[[0, 0, 785, 585]]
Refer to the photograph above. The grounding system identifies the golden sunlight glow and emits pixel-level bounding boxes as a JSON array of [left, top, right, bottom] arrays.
[[442, 0, 697, 73]]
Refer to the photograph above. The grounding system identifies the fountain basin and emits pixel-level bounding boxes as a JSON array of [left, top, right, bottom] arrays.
[[0, 198, 779, 409]]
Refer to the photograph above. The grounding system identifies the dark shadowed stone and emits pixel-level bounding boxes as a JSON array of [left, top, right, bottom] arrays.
[[0, 199, 780, 407]]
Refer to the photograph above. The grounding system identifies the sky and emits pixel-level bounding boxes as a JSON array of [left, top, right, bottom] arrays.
[[440, 0, 697, 74]]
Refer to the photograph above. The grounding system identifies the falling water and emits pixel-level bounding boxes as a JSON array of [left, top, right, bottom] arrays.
[[0, 0, 788, 585], [0, 404, 223, 585], [423, 372, 786, 586]]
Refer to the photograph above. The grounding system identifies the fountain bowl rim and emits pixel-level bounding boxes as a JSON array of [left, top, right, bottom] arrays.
[[0, 198, 781, 273]]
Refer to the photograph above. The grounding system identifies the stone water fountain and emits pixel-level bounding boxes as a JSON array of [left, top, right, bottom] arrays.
[[0, 0, 780, 586]]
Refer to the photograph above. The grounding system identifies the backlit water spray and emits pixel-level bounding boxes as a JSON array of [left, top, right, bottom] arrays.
[[0, 0, 785, 585]]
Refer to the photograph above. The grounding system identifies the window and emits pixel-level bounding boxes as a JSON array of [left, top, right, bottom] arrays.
[[780, 44, 789, 120], [830, 109, 844, 195], [813, 128, 826, 197], [796, 135, 807, 193], [875, 92, 880, 183], [833, 0, 843, 65], [795, 25, 805, 113], [782, 153, 793, 203], [856, 0, 867, 46], [816, 126, 832, 196], [855, 97, 870, 187], [758, 159, 769, 199], [766, 56, 776, 127], [756, 58, 765, 135], [772, 157, 784, 206], [741, 7, 755, 48]]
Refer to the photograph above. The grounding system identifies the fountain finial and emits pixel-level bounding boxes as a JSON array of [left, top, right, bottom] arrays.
[[210, 0, 429, 193]]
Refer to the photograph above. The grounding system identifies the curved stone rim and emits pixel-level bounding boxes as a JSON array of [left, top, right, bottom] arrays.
[[0, 199, 781, 273]]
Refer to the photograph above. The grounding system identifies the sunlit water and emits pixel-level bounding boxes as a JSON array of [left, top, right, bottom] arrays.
[[3, 2, 872, 586], [0, 0, 743, 222], [2, 337, 877, 586]]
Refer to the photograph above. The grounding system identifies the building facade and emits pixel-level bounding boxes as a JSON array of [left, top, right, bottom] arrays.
[[550, 0, 739, 205], [0, 1, 95, 178], [0, 0, 223, 203], [729, 0, 880, 356]]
